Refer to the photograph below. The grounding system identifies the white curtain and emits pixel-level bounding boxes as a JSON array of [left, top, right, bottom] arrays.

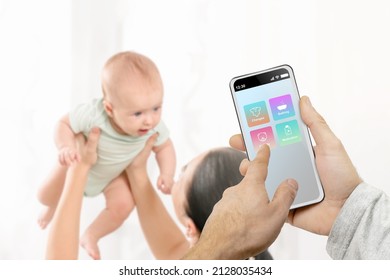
[[1, 0, 390, 259]]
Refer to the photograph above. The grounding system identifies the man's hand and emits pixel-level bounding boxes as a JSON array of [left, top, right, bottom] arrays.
[[288, 96, 362, 235], [185, 144, 298, 259], [230, 96, 362, 235]]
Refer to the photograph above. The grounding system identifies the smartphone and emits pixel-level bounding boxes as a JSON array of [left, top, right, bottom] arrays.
[[229, 65, 324, 209]]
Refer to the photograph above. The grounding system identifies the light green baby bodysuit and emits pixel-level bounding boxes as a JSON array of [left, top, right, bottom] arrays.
[[69, 98, 169, 196]]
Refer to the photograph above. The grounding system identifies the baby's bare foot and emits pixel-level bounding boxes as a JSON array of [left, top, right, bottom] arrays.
[[80, 232, 101, 260], [37, 206, 55, 229]]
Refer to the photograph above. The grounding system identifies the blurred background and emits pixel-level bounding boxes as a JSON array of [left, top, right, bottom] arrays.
[[1, 0, 389, 259]]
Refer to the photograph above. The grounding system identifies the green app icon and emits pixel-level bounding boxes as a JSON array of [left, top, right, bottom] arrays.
[[276, 120, 301, 146]]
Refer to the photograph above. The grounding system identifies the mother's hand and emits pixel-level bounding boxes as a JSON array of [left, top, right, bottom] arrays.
[[127, 133, 158, 172], [46, 127, 100, 259], [75, 127, 100, 167], [124, 133, 189, 259]]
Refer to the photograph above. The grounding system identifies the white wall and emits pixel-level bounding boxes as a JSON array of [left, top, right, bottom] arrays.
[[1, 0, 389, 259], [0, 0, 71, 258]]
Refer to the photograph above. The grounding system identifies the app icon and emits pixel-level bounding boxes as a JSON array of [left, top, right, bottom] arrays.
[[250, 126, 276, 150], [276, 120, 301, 146], [244, 101, 270, 127], [269, 94, 295, 121]]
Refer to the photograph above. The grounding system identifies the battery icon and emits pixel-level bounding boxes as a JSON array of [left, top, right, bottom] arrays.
[[280, 73, 289, 79]]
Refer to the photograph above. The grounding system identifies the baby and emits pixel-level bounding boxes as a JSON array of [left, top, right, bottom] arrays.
[[37, 51, 176, 259]]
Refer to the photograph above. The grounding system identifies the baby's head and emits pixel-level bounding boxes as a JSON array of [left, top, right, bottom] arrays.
[[101, 51, 163, 136]]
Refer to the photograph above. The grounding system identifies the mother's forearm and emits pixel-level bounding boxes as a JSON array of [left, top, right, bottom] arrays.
[[46, 164, 90, 259], [126, 168, 189, 259]]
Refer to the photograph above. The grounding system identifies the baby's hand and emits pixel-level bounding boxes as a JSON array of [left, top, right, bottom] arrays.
[[157, 174, 174, 195], [58, 146, 81, 166]]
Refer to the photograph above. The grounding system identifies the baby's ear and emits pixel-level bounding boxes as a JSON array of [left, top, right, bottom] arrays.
[[185, 218, 200, 247], [103, 99, 113, 117]]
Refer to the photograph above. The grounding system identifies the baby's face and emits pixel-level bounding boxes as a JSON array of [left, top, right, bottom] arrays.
[[107, 78, 163, 136]]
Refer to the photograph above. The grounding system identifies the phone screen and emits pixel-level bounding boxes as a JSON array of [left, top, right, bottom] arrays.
[[230, 65, 323, 208]]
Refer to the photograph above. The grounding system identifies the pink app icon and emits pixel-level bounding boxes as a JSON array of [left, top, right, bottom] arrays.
[[250, 126, 276, 151]]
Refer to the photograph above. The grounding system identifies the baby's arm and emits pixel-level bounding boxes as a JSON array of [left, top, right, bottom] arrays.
[[55, 114, 80, 166], [153, 138, 176, 194]]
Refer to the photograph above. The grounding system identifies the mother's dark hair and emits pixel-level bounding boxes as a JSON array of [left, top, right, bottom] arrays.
[[185, 147, 273, 260]]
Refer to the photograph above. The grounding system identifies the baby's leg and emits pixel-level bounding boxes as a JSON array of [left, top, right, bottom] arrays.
[[37, 162, 67, 229], [80, 172, 134, 260]]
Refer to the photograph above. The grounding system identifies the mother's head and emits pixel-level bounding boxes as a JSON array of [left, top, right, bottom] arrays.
[[171, 147, 273, 260]]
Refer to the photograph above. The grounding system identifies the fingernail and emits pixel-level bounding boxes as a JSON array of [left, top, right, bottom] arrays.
[[287, 179, 298, 191]]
